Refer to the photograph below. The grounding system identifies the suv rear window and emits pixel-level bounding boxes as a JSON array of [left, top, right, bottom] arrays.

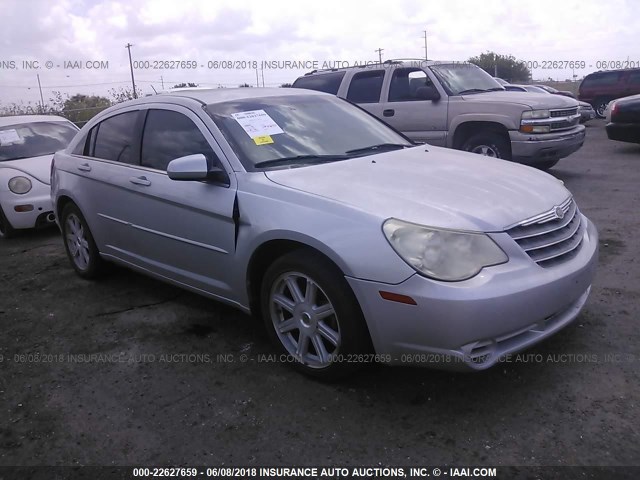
[[292, 72, 345, 95], [346, 70, 385, 103], [581, 72, 622, 88]]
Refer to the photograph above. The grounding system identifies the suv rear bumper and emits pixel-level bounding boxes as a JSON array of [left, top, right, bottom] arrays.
[[510, 125, 586, 166]]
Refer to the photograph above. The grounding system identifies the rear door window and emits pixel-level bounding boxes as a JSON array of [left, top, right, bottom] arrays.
[[93, 111, 140, 164], [582, 72, 621, 88], [346, 70, 385, 103], [627, 71, 640, 85]]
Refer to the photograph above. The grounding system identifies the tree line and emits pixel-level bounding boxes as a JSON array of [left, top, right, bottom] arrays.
[[0, 52, 532, 125]]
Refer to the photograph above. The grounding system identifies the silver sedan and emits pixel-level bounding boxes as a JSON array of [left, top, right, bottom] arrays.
[[51, 88, 598, 379]]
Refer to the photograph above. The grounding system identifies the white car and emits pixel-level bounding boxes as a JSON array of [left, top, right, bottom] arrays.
[[0, 115, 78, 238]]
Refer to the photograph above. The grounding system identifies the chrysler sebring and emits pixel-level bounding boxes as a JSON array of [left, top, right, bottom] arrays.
[[51, 88, 598, 379]]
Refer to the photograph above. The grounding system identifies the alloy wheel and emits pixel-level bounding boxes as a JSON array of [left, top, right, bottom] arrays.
[[470, 144, 499, 157], [65, 213, 91, 270], [269, 272, 341, 368]]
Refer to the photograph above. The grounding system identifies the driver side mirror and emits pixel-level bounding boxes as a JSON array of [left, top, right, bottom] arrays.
[[167, 153, 228, 185], [415, 85, 441, 101]]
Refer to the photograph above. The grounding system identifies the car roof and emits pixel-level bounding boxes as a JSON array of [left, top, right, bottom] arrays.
[[300, 60, 466, 76], [0, 114, 72, 128], [158, 87, 328, 105]]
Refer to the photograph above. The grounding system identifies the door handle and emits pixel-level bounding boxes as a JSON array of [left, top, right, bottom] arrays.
[[383, 109, 395, 117], [129, 176, 151, 186], [77, 163, 91, 172]]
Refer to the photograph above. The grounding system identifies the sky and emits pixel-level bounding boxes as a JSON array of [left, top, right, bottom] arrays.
[[1, 0, 639, 107]]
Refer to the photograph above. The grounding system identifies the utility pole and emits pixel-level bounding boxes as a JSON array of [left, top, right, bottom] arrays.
[[125, 43, 137, 99], [261, 67, 265, 88], [160, 76, 164, 90], [255, 68, 259, 87], [375, 48, 384, 64], [36, 74, 45, 113], [423, 31, 428, 60]]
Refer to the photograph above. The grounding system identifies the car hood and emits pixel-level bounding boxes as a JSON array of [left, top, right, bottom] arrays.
[[462, 91, 579, 110], [0, 154, 53, 184], [264, 146, 571, 232]]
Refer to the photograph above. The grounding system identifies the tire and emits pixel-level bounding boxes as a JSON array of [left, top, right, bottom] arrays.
[[535, 159, 559, 170], [60, 203, 104, 279], [260, 249, 370, 380], [593, 99, 609, 119], [461, 132, 512, 160], [0, 204, 17, 239]]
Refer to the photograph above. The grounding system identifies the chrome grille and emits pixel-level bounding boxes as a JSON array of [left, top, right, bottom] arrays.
[[550, 118, 579, 130], [506, 198, 585, 267], [550, 107, 578, 118]]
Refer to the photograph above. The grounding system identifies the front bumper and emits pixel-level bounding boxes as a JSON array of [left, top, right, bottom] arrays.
[[510, 125, 586, 165], [580, 109, 596, 123], [606, 122, 640, 144], [346, 217, 598, 371], [0, 182, 55, 230]]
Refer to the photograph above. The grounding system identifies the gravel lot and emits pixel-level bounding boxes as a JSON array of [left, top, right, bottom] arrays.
[[1, 119, 638, 471]]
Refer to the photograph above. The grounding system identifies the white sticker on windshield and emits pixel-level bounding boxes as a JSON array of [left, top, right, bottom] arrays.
[[231, 109, 284, 139], [0, 129, 22, 145]]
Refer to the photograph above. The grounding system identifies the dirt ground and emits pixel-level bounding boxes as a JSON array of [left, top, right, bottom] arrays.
[[1, 119, 638, 473]]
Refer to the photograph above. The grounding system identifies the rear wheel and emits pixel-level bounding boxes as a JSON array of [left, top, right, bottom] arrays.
[[593, 99, 609, 119], [60, 203, 104, 278], [260, 250, 370, 380], [0, 205, 16, 239], [461, 132, 511, 160]]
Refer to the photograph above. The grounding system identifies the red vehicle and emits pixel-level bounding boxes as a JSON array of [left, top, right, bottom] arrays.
[[578, 68, 640, 118]]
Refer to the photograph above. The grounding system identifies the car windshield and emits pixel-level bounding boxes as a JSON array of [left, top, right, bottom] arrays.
[[0, 121, 78, 162], [430, 63, 504, 95], [206, 94, 412, 170]]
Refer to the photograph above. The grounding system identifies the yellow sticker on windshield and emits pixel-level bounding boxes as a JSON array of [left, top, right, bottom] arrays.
[[253, 135, 274, 145]]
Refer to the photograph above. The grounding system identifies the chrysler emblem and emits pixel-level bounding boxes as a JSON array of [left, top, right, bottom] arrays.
[[554, 206, 565, 219]]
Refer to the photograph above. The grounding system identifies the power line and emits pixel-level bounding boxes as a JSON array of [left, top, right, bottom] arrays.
[[0, 81, 134, 88]]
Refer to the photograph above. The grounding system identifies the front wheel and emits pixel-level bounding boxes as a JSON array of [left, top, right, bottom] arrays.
[[60, 203, 104, 279], [260, 250, 370, 380], [535, 159, 559, 170], [0, 204, 16, 239], [461, 132, 511, 160]]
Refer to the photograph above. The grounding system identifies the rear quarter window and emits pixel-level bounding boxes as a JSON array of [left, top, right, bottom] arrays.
[[292, 72, 346, 94], [346, 70, 385, 103]]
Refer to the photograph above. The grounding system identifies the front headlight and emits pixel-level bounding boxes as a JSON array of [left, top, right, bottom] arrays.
[[382, 218, 508, 281], [521, 109, 550, 119], [8, 176, 32, 194]]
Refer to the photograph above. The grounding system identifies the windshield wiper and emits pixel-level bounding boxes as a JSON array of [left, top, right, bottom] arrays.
[[254, 154, 350, 169], [458, 88, 488, 95], [345, 143, 410, 155]]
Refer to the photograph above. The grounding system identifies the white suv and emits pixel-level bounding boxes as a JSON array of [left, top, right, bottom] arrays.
[[293, 60, 586, 170]]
